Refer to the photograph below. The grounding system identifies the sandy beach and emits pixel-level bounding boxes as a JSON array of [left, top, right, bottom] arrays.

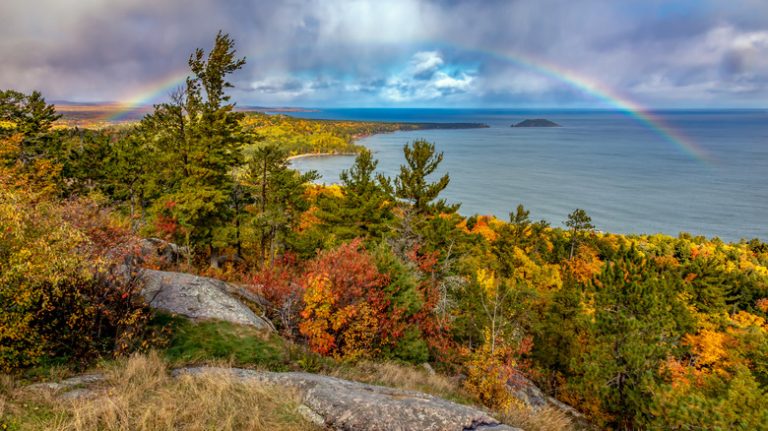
[[287, 151, 357, 161]]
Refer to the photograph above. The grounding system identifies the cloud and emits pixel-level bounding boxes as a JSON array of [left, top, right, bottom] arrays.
[[380, 51, 475, 102], [408, 51, 444, 79], [249, 78, 313, 99], [0, 0, 766, 107], [624, 25, 768, 104]]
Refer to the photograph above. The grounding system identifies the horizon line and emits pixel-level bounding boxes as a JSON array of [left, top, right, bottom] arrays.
[[51, 101, 767, 111]]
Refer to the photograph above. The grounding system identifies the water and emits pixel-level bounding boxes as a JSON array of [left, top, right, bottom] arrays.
[[287, 109, 768, 241]]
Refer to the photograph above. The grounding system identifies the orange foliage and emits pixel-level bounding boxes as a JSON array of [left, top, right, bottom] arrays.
[[458, 215, 499, 241], [564, 245, 603, 283], [298, 239, 404, 359], [249, 254, 303, 336], [756, 298, 768, 313]]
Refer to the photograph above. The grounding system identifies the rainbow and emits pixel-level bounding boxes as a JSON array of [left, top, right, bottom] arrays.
[[441, 44, 711, 163], [105, 71, 190, 122]]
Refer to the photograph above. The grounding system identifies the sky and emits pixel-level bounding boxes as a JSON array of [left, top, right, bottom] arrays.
[[1, 0, 767, 108]]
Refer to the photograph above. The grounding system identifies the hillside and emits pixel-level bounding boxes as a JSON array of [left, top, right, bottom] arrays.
[[2, 34, 767, 431]]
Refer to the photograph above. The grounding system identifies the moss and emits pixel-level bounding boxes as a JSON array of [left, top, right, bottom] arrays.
[[152, 314, 288, 369]]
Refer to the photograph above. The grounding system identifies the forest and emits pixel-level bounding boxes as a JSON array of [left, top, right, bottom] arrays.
[[1, 33, 768, 430]]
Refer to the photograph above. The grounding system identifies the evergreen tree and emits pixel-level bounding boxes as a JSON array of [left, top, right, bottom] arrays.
[[565, 208, 594, 259], [315, 149, 393, 241], [0, 90, 62, 192], [575, 248, 693, 429], [0, 89, 60, 139], [107, 132, 152, 228], [140, 32, 246, 256], [493, 204, 550, 277], [394, 139, 458, 215], [241, 144, 318, 266], [532, 276, 585, 393]]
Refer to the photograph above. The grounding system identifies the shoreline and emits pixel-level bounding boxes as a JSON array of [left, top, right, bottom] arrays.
[[287, 121, 489, 161], [287, 151, 358, 161]]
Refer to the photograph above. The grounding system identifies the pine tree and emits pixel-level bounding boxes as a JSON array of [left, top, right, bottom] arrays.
[[565, 208, 594, 259], [394, 140, 458, 215], [107, 132, 151, 229], [140, 32, 246, 256], [576, 248, 693, 429], [493, 204, 550, 277], [0, 90, 62, 192], [0, 90, 60, 139], [241, 144, 318, 266], [315, 149, 393, 241]]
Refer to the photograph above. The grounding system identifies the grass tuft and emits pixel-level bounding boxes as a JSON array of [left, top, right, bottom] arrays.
[[500, 405, 574, 431]]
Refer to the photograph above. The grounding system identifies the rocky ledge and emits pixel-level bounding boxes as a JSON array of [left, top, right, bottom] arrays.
[[173, 367, 521, 431]]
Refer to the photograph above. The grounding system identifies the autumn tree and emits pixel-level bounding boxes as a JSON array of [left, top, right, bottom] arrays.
[[0, 187, 152, 371], [299, 240, 402, 360]]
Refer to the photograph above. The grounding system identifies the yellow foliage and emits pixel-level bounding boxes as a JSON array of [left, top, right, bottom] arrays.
[[730, 311, 766, 330], [513, 247, 562, 291], [463, 332, 519, 413], [0, 133, 22, 162], [685, 330, 728, 367], [304, 183, 344, 200], [476, 268, 497, 299]]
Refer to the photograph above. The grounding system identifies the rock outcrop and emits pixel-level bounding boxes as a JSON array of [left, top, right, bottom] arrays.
[[138, 269, 273, 331], [512, 119, 561, 127], [507, 374, 584, 425], [174, 367, 521, 431], [134, 238, 188, 267], [25, 373, 105, 400]]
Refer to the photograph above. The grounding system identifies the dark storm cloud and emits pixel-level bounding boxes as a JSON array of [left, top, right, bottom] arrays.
[[0, 0, 766, 107]]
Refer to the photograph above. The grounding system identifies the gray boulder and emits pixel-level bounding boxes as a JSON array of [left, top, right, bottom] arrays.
[[139, 269, 273, 331], [174, 367, 521, 431]]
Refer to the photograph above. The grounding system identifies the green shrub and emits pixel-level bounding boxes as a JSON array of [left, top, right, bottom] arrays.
[[156, 315, 287, 368]]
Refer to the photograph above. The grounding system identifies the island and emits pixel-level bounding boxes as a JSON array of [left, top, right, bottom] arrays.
[[512, 118, 561, 127]]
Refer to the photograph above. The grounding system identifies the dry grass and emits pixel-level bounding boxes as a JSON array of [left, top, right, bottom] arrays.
[[501, 405, 575, 431], [3, 352, 317, 431], [332, 361, 470, 403]]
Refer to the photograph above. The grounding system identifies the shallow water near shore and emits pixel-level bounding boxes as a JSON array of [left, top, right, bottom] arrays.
[[288, 109, 768, 241]]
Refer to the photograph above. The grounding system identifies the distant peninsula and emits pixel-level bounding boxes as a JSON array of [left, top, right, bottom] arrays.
[[512, 119, 561, 127]]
